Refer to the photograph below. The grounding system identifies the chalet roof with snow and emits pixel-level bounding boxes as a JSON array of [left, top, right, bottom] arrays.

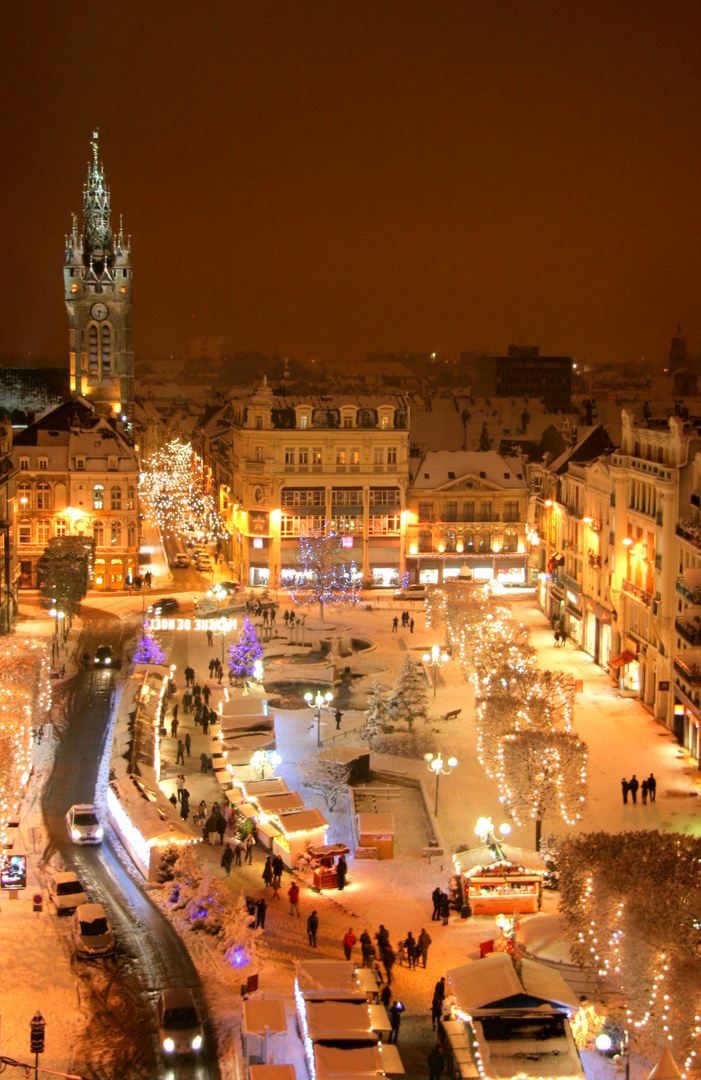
[[454, 843, 546, 876], [409, 451, 526, 491], [447, 953, 579, 1013]]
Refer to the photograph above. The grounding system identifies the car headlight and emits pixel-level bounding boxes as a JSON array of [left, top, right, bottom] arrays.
[[71, 828, 81, 840], [103, 657, 111, 665], [163, 1037, 175, 1053], [191, 1035, 203, 1051], [95, 826, 104, 838]]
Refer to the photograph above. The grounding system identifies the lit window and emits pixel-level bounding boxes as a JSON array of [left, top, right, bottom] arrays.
[[93, 521, 104, 546], [71, 283, 78, 293], [110, 485, 122, 510], [36, 482, 51, 510], [37, 519, 51, 545], [19, 458, 29, 471], [55, 518, 68, 537], [18, 519, 31, 544], [93, 484, 104, 510], [111, 521, 122, 546]]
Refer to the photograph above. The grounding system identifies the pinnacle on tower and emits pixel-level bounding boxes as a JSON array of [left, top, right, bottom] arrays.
[[82, 129, 112, 268]]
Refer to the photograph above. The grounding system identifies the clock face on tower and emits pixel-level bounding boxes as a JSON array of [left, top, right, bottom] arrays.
[[91, 302, 108, 321]]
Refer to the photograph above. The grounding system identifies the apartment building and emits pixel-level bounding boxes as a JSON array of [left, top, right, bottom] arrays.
[[405, 451, 528, 585], [229, 380, 410, 587], [12, 397, 140, 590], [0, 409, 18, 632]]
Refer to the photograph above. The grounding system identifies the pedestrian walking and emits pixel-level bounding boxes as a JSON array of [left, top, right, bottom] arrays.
[[216, 814, 226, 845], [641, 778, 649, 805], [307, 910, 319, 947], [169, 792, 178, 808], [388, 1001, 402, 1044], [288, 882, 300, 917], [409, 618, 414, 633], [172, 703, 179, 722], [180, 788, 190, 820], [184, 665, 195, 686], [176, 739, 185, 765], [336, 854, 347, 890], [433, 977, 446, 1004], [554, 629, 561, 647], [440, 894, 450, 925], [207, 629, 213, 646], [209, 659, 216, 677], [271, 606, 276, 625], [621, 777, 629, 805], [234, 842, 243, 865], [629, 774, 639, 804], [380, 983, 391, 1009], [343, 928, 356, 960], [182, 690, 191, 714], [171, 716, 179, 739], [431, 886, 443, 921], [648, 773, 657, 801], [431, 992, 443, 1030], [284, 610, 290, 628], [262, 856, 274, 889], [221, 844, 234, 875], [335, 708, 343, 730], [184, 732, 191, 757], [428, 1043, 446, 1080], [202, 684, 211, 704], [392, 616, 399, 633], [383, 945, 396, 984], [360, 929, 373, 966], [560, 627, 567, 647], [176, 774, 185, 802], [255, 897, 267, 929], [202, 710, 209, 735], [217, 664, 223, 685], [272, 854, 284, 887], [376, 925, 389, 951], [418, 927, 432, 968], [245, 834, 254, 863], [402, 610, 408, 627]]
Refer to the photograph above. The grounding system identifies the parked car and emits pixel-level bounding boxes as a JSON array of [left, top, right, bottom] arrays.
[[157, 988, 204, 1056], [172, 553, 189, 568], [393, 585, 427, 601], [71, 903, 115, 958], [218, 581, 243, 595], [196, 559, 213, 573], [148, 597, 180, 615], [94, 644, 114, 667], [66, 804, 104, 845], [46, 870, 87, 915]]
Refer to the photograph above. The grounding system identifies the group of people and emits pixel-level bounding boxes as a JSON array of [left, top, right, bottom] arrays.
[[553, 627, 567, 647], [431, 886, 452, 924], [391, 612, 415, 633], [262, 853, 286, 896], [397, 928, 432, 968], [220, 833, 255, 873], [621, 772, 657, 804], [207, 657, 226, 684]]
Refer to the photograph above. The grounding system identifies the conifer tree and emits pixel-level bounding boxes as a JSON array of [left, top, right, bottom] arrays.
[[362, 679, 389, 745], [228, 616, 263, 679], [388, 655, 430, 731], [133, 635, 167, 666]]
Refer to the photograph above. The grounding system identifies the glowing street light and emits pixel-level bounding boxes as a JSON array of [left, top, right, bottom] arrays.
[[250, 750, 281, 779], [305, 690, 333, 748], [422, 644, 450, 697], [424, 752, 457, 816]]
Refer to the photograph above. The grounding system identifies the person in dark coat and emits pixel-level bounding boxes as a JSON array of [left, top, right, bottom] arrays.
[[431, 991, 443, 1030], [376, 924, 389, 951], [440, 894, 450, 925], [221, 844, 234, 875], [184, 733, 191, 757], [383, 945, 396, 984], [255, 897, 266, 929], [418, 928, 432, 968], [360, 930, 373, 966], [434, 977, 446, 1003], [336, 854, 347, 890], [648, 773, 657, 801], [202, 710, 209, 735], [428, 1043, 446, 1080], [307, 910, 319, 947], [392, 616, 399, 633], [215, 814, 226, 845], [405, 931, 418, 970], [176, 739, 185, 765], [262, 856, 274, 888], [621, 777, 629, 804], [234, 842, 243, 866], [641, 778, 649, 805], [380, 983, 391, 1009], [629, 775, 639, 804], [272, 854, 284, 887], [387, 1001, 402, 1043], [202, 684, 211, 705], [180, 789, 190, 820], [431, 887, 443, 921]]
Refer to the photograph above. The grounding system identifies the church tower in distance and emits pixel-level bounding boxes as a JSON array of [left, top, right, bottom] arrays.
[[64, 132, 134, 419]]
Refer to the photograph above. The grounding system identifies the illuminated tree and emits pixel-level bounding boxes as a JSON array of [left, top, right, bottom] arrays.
[[294, 523, 357, 623], [133, 635, 166, 666], [558, 831, 701, 1070], [388, 654, 430, 731], [362, 679, 389, 745], [228, 616, 263, 679], [139, 437, 228, 541], [497, 729, 587, 849]]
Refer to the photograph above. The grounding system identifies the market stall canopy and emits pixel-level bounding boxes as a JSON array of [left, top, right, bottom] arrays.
[[454, 844, 545, 875], [308, 843, 351, 858], [609, 651, 636, 670], [242, 999, 287, 1036], [647, 1046, 682, 1080], [241, 777, 288, 797], [296, 960, 367, 999], [257, 792, 306, 813], [314, 1044, 385, 1078], [447, 953, 579, 1014], [218, 696, 269, 719], [221, 732, 277, 753], [356, 813, 396, 836], [109, 775, 200, 846], [277, 807, 328, 835], [304, 1000, 378, 1043], [515, 913, 573, 965]]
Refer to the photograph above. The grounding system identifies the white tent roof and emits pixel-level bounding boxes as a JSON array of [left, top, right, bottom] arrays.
[[109, 774, 200, 846], [304, 1000, 377, 1043], [446, 953, 579, 1013], [455, 843, 546, 875], [296, 960, 365, 998], [314, 1044, 384, 1078]]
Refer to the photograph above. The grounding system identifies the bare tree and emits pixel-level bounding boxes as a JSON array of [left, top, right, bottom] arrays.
[[294, 523, 356, 623], [297, 757, 350, 811], [497, 729, 587, 849]]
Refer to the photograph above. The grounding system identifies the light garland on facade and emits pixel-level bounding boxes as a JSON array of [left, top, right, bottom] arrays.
[[0, 641, 51, 848], [139, 437, 229, 541]]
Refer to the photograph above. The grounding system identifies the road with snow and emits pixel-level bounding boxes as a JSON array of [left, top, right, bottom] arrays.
[[41, 615, 221, 1080]]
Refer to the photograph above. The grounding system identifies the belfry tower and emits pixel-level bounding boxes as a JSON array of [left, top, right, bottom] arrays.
[[64, 132, 134, 419]]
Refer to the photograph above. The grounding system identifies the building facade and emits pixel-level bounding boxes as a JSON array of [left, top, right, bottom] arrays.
[[12, 398, 140, 591], [405, 451, 528, 586], [229, 382, 410, 587], [0, 410, 18, 632], [64, 133, 134, 421]]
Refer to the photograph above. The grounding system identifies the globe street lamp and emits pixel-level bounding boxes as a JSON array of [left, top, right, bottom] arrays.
[[305, 690, 333, 748], [424, 752, 457, 816], [213, 616, 236, 666], [422, 644, 450, 697]]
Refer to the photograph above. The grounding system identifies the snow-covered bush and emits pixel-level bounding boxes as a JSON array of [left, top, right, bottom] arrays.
[[372, 730, 437, 759]]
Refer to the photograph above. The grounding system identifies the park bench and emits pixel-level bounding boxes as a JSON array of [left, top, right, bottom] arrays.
[[421, 846, 444, 863], [443, 708, 462, 721]]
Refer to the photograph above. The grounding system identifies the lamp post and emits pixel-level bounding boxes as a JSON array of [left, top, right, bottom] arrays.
[[422, 644, 450, 697], [305, 690, 333, 748], [213, 616, 236, 666], [424, 752, 457, 816]]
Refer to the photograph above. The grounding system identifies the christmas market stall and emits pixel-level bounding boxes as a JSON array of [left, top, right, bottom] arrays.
[[308, 843, 351, 889], [356, 813, 395, 860], [108, 773, 201, 883], [443, 952, 584, 1080], [295, 960, 381, 1003], [313, 1043, 404, 1078], [453, 842, 545, 916], [241, 999, 287, 1069], [272, 807, 329, 868]]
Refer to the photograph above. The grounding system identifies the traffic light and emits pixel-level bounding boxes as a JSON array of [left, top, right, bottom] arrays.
[[30, 1012, 45, 1055]]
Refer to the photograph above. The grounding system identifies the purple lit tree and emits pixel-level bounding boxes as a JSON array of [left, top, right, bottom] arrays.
[[228, 616, 263, 679], [133, 635, 167, 666]]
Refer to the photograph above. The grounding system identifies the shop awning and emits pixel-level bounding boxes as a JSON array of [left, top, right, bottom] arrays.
[[609, 650, 636, 669]]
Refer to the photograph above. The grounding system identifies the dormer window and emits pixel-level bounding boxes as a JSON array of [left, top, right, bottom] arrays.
[[38, 458, 48, 471], [75, 457, 86, 470], [256, 415, 263, 430], [19, 458, 29, 471], [108, 456, 118, 470], [298, 411, 310, 430]]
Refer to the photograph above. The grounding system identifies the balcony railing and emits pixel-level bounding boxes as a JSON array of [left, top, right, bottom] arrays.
[[674, 618, 701, 647], [674, 655, 701, 685], [677, 521, 701, 550], [676, 577, 701, 604], [622, 578, 653, 607]]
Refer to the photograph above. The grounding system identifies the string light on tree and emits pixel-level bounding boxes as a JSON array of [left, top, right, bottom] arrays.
[[139, 438, 229, 541]]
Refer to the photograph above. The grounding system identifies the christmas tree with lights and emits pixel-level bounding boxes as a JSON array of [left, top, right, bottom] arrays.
[[133, 635, 166, 666], [228, 616, 263, 679], [295, 522, 358, 622]]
